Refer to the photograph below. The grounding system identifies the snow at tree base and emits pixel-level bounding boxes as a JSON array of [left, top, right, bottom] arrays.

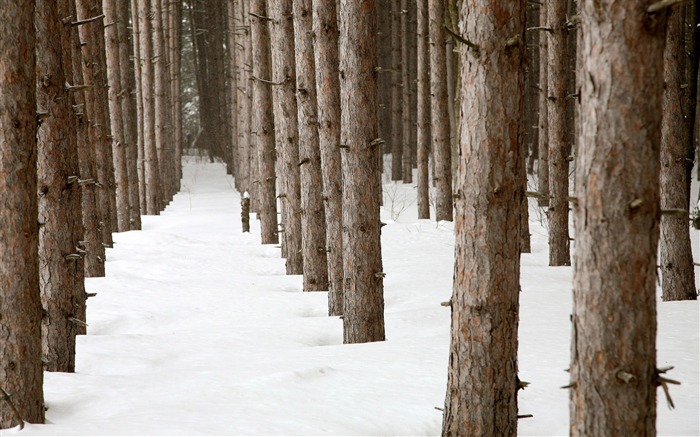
[[5, 158, 698, 436]]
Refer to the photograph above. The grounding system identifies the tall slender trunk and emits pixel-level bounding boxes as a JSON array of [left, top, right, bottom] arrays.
[[138, 0, 161, 214], [118, 0, 142, 230], [401, 0, 413, 183], [66, 0, 105, 278], [339, 0, 385, 344], [390, 0, 403, 181], [103, 0, 130, 232], [569, 3, 666, 435], [429, 0, 453, 222], [547, 0, 571, 266], [537, 2, 549, 207], [153, 0, 170, 206], [660, 4, 697, 301], [269, 0, 303, 274], [0, 1, 44, 427], [131, 0, 147, 215], [314, 0, 344, 315], [36, 0, 87, 374], [416, 0, 430, 220], [442, 1, 525, 434], [250, 0, 279, 244], [76, 0, 117, 246], [293, 0, 329, 291], [238, 0, 253, 195], [227, 0, 239, 189]]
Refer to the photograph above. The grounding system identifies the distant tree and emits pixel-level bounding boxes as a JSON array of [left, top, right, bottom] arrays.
[[237, 0, 253, 198], [135, 0, 161, 214], [569, 2, 666, 435], [0, 1, 44, 427], [293, 0, 329, 291], [313, 0, 344, 315], [36, 0, 87, 373], [401, 0, 413, 183], [227, 0, 240, 190], [547, 0, 571, 266], [153, 0, 172, 204], [339, 0, 386, 343], [416, 0, 430, 219], [537, 1, 549, 208], [442, 0, 525, 434], [660, 4, 697, 301], [250, 0, 279, 244], [117, 0, 142, 230], [269, 0, 303, 274], [429, 0, 453, 222], [130, 0, 148, 215], [390, 0, 403, 181]]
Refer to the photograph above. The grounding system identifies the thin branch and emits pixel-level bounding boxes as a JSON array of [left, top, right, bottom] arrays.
[[648, 0, 690, 13], [71, 14, 105, 27], [444, 25, 480, 52], [251, 75, 284, 86], [249, 12, 272, 21]]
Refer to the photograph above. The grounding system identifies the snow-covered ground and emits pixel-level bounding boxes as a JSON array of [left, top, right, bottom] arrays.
[[5, 157, 698, 436]]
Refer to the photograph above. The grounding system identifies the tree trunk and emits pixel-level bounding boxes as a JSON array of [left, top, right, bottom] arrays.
[[441, 1, 524, 434], [538, 2, 549, 207], [36, 0, 87, 373], [137, 0, 162, 215], [401, 0, 413, 183], [660, 4, 697, 301], [227, 0, 239, 190], [416, 0, 430, 220], [390, 0, 403, 181], [250, 0, 279, 245], [103, 0, 130, 232], [118, 0, 142, 230], [293, 0, 329, 291], [131, 0, 147, 215], [64, 0, 105, 278], [0, 1, 45, 427], [238, 0, 253, 196], [569, 2, 666, 435], [429, 0, 453, 222], [269, 0, 303, 274], [339, 0, 385, 343], [76, 0, 117, 245], [314, 0, 344, 315], [547, 0, 571, 266], [153, 0, 170, 206], [169, 0, 184, 192]]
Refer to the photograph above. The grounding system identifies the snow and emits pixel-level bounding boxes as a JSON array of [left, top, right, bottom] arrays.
[[5, 157, 698, 436]]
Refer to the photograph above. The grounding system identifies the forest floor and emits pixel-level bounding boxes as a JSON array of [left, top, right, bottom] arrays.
[[4, 156, 699, 436]]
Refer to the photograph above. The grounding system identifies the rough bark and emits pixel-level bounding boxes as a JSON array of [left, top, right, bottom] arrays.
[[0, 1, 45, 427], [36, 0, 87, 373], [131, 0, 147, 215], [441, 1, 525, 435], [339, 0, 386, 344], [76, 0, 117, 246], [227, 0, 239, 190], [660, 5, 697, 301], [429, 0, 453, 222], [293, 0, 329, 291], [118, 0, 142, 230], [137, 0, 161, 215], [269, 0, 303, 274], [401, 0, 413, 183], [537, 2, 549, 207], [416, 0, 431, 220], [314, 0, 344, 315], [103, 0, 130, 232], [390, 0, 404, 181], [250, 0, 279, 244], [169, 0, 184, 192], [69, 0, 106, 277], [153, 0, 170, 205], [238, 0, 253, 195], [569, 2, 666, 436], [547, 0, 571, 266]]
